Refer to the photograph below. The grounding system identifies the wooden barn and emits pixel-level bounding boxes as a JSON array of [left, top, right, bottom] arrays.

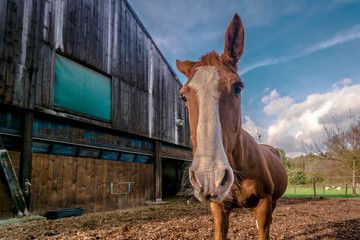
[[0, 0, 192, 219]]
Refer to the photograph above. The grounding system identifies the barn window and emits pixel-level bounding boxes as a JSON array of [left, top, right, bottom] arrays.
[[54, 54, 111, 120]]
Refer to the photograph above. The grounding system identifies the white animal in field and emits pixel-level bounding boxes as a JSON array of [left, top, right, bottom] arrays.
[[325, 187, 330, 191], [336, 187, 341, 191]]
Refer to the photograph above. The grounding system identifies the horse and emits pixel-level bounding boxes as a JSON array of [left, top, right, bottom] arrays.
[[176, 14, 288, 240]]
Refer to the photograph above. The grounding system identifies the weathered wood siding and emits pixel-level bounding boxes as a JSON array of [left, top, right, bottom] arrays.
[[0, 0, 191, 148], [30, 153, 154, 215], [0, 151, 20, 219]]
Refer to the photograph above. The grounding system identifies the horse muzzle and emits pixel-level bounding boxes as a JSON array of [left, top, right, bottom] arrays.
[[189, 164, 234, 202]]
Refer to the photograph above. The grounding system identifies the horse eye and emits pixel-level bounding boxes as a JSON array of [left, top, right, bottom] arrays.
[[180, 93, 188, 103], [233, 83, 244, 96]]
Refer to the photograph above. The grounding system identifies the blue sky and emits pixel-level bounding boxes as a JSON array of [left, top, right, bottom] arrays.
[[129, 0, 360, 157]]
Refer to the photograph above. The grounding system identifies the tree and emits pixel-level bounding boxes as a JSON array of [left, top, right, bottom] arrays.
[[303, 111, 360, 196], [277, 148, 290, 170], [288, 169, 307, 185]]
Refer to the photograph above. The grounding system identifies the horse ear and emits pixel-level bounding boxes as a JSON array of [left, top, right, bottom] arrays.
[[176, 60, 196, 78], [222, 14, 244, 64]]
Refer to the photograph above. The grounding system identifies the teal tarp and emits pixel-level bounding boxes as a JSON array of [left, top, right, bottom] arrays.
[[54, 54, 111, 120]]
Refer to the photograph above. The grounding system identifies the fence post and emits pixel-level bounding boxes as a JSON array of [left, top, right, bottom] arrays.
[[294, 185, 296, 195], [358, 184, 360, 197], [345, 184, 348, 196], [313, 177, 316, 197], [322, 184, 325, 195]]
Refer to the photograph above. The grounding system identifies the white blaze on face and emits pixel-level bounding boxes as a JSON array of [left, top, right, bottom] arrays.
[[188, 66, 232, 196]]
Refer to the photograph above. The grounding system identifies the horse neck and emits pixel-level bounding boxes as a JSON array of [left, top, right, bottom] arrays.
[[230, 128, 263, 170]]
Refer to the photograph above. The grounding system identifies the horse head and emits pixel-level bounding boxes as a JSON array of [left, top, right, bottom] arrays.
[[177, 14, 244, 203]]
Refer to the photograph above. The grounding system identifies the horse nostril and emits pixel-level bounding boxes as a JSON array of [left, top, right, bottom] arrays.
[[190, 170, 200, 189], [205, 194, 211, 200], [220, 170, 228, 186]]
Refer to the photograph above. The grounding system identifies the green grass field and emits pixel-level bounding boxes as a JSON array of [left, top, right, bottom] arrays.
[[284, 185, 360, 198]]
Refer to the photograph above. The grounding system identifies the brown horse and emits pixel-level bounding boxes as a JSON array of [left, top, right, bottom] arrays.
[[176, 14, 288, 240]]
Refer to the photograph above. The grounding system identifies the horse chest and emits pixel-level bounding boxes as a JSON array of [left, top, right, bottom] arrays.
[[223, 181, 262, 209]]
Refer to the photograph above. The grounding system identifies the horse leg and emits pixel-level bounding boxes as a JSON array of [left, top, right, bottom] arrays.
[[210, 202, 231, 240], [253, 196, 272, 240], [272, 201, 277, 213]]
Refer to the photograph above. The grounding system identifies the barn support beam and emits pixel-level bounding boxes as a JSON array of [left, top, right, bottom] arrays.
[[154, 141, 162, 202], [19, 111, 33, 206]]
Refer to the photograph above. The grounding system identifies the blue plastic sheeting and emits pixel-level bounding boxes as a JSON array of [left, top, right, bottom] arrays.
[[100, 150, 120, 161], [135, 155, 152, 164], [119, 153, 136, 163], [78, 147, 101, 158], [32, 141, 51, 154], [54, 54, 111, 120], [0, 111, 22, 134], [51, 143, 77, 156]]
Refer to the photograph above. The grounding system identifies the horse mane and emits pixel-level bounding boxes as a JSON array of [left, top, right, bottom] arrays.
[[200, 51, 221, 64], [200, 51, 237, 73]]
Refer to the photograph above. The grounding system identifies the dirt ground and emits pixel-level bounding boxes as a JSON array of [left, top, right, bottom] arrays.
[[1, 197, 360, 240]]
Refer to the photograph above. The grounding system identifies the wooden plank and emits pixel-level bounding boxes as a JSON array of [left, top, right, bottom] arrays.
[[105, 160, 112, 211], [110, 161, 117, 210], [119, 81, 130, 132], [50, 154, 61, 210], [56, 156, 64, 209], [119, 0, 126, 78], [61, 155, 70, 209], [45, 154, 54, 213], [37, 154, 45, 215], [19, 111, 33, 206], [28, 0, 41, 109], [64, 0, 74, 55], [69, 156, 77, 208], [87, 157, 96, 212], [113, 160, 120, 209], [41, 45, 54, 108], [0, 149, 29, 217], [0, 0, 7, 58], [3, 0, 17, 67], [124, 7, 130, 84], [132, 22, 138, 88], [154, 141, 162, 201], [94, 158, 102, 212], [0, 60, 6, 102], [73, 0, 82, 59], [111, 76, 120, 129], [79, 0, 86, 61], [136, 25, 142, 90], [0, 134, 4, 149], [36, 0, 47, 84], [101, 158, 107, 212], [119, 162, 126, 209], [4, 62, 15, 104], [76, 157, 86, 211]]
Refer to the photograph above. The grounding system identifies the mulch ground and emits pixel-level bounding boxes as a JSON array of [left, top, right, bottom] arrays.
[[1, 197, 360, 239]]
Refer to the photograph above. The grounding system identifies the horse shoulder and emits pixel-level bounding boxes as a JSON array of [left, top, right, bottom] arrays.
[[259, 144, 288, 200], [236, 131, 274, 198]]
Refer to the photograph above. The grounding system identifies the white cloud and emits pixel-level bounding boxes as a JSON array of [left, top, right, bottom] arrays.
[[242, 116, 265, 143], [332, 77, 352, 90], [243, 80, 360, 157], [266, 81, 360, 156], [261, 89, 280, 103], [239, 23, 360, 75], [304, 24, 360, 54], [261, 89, 294, 116]]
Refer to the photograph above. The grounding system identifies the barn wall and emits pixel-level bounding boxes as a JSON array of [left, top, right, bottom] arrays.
[[0, 0, 191, 148], [0, 151, 21, 219], [30, 153, 154, 215]]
